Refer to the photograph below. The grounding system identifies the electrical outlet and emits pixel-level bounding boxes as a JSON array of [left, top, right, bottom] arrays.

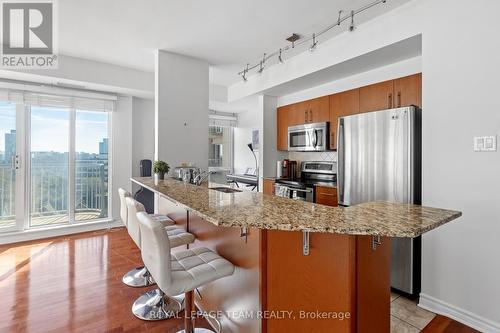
[[474, 136, 497, 152]]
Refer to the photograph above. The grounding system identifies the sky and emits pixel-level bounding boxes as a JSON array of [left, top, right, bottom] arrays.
[[0, 102, 108, 155]]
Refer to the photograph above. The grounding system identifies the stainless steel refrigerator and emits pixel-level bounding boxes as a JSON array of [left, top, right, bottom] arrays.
[[337, 106, 422, 296]]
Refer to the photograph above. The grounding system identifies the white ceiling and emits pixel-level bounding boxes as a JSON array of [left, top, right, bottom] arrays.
[[59, 0, 410, 86]]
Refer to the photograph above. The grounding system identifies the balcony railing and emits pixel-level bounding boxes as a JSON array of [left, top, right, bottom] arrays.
[[0, 160, 108, 229]]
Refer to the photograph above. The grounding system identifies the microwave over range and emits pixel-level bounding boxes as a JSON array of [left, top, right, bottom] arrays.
[[288, 122, 329, 151]]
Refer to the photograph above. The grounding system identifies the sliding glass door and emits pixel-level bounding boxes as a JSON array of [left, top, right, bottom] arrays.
[[0, 90, 113, 234], [0, 102, 19, 231], [27, 107, 110, 228], [75, 110, 109, 222], [29, 106, 70, 227]]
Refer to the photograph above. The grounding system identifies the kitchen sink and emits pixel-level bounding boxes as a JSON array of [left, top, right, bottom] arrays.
[[208, 187, 242, 193]]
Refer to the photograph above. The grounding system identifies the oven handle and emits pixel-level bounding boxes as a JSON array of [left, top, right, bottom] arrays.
[[274, 184, 313, 193]]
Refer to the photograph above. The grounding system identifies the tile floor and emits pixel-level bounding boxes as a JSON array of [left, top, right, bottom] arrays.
[[391, 292, 436, 332]]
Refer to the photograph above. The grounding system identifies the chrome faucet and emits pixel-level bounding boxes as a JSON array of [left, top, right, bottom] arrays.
[[193, 170, 215, 186]]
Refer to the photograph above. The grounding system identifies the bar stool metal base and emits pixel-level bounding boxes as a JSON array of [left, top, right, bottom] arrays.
[[176, 329, 215, 333], [132, 288, 183, 321], [122, 266, 155, 287]]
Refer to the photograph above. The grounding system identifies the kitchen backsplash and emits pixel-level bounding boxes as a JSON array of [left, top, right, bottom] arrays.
[[288, 151, 337, 164]]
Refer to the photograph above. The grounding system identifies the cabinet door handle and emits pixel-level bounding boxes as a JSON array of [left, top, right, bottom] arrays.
[[304, 110, 308, 123], [319, 192, 335, 196], [397, 91, 401, 107], [309, 109, 313, 123], [388, 93, 393, 108]]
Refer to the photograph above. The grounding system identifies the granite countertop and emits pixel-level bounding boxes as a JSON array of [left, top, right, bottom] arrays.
[[131, 177, 461, 238]]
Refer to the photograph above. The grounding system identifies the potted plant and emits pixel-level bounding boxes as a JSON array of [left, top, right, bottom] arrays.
[[153, 160, 170, 180]]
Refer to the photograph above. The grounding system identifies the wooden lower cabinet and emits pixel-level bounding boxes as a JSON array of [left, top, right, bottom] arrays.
[[263, 178, 275, 195], [266, 231, 356, 332], [315, 185, 338, 206]]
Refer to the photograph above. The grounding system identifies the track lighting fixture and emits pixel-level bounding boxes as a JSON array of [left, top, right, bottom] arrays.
[[237, 0, 388, 81], [309, 34, 317, 52], [241, 63, 249, 82], [349, 10, 355, 31], [258, 53, 266, 74]]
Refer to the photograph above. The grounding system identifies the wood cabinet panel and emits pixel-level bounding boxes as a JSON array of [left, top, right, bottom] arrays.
[[169, 212, 263, 333], [315, 186, 338, 206], [266, 231, 356, 333], [356, 236, 391, 333], [359, 80, 395, 113], [277, 105, 290, 151], [263, 178, 275, 195], [309, 95, 330, 123], [329, 89, 359, 149], [394, 73, 422, 108]]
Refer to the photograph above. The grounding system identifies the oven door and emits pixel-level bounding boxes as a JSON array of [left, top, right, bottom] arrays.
[[288, 122, 328, 151], [275, 184, 314, 202]]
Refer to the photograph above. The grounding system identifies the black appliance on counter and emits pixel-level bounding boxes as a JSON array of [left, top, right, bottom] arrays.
[[134, 159, 154, 213], [275, 161, 336, 202]]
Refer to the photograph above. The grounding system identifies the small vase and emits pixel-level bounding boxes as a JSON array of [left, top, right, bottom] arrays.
[[155, 172, 165, 181]]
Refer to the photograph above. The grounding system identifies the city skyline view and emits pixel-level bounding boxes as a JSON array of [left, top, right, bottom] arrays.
[[0, 102, 108, 156]]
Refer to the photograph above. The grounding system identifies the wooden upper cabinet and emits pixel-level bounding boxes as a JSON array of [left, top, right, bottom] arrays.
[[308, 96, 330, 123], [277, 105, 290, 151], [359, 80, 394, 113], [329, 89, 359, 150], [394, 73, 422, 108]]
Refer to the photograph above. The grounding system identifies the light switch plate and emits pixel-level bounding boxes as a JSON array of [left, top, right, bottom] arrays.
[[474, 136, 497, 152]]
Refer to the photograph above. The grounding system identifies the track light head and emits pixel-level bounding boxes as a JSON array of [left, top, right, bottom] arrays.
[[258, 53, 266, 74], [349, 10, 355, 31], [309, 34, 317, 52]]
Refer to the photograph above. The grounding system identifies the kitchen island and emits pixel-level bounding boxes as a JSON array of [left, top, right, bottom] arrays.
[[131, 177, 461, 333]]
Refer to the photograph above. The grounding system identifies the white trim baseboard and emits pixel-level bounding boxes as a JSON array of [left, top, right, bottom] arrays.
[[419, 293, 500, 333], [0, 219, 125, 245]]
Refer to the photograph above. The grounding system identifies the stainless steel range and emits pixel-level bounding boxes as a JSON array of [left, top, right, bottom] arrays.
[[275, 161, 336, 202]]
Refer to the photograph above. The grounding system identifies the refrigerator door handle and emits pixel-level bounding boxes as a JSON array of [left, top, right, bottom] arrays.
[[337, 119, 345, 204]]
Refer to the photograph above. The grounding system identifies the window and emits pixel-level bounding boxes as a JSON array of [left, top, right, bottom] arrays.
[[208, 111, 237, 184], [0, 87, 114, 232]]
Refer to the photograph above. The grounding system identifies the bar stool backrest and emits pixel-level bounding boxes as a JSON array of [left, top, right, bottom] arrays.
[[118, 188, 132, 227], [136, 212, 172, 292], [125, 197, 146, 249]]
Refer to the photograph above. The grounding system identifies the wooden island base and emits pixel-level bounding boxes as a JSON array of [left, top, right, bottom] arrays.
[[162, 199, 391, 333]]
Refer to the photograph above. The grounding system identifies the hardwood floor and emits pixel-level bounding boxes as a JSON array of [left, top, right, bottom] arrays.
[[422, 315, 480, 333], [0, 228, 479, 333], [0, 228, 210, 333]]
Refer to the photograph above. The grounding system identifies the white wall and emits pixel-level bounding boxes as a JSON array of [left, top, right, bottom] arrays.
[[131, 97, 155, 192], [0, 55, 154, 98], [155, 51, 209, 170], [259, 95, 287, 187], [418, 0, 500, 331], [111, 96, 133, 222]]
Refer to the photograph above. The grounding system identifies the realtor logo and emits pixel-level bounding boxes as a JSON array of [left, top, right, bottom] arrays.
[[1, 0, 58, 68]]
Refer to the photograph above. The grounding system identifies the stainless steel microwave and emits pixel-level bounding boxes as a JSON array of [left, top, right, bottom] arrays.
[[288, 122, 329, 151]]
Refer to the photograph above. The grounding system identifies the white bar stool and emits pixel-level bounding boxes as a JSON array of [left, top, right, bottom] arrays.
[[135, 211, 235, 332], [126, 197, 196, 320], [119, 188, 174, 287]]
